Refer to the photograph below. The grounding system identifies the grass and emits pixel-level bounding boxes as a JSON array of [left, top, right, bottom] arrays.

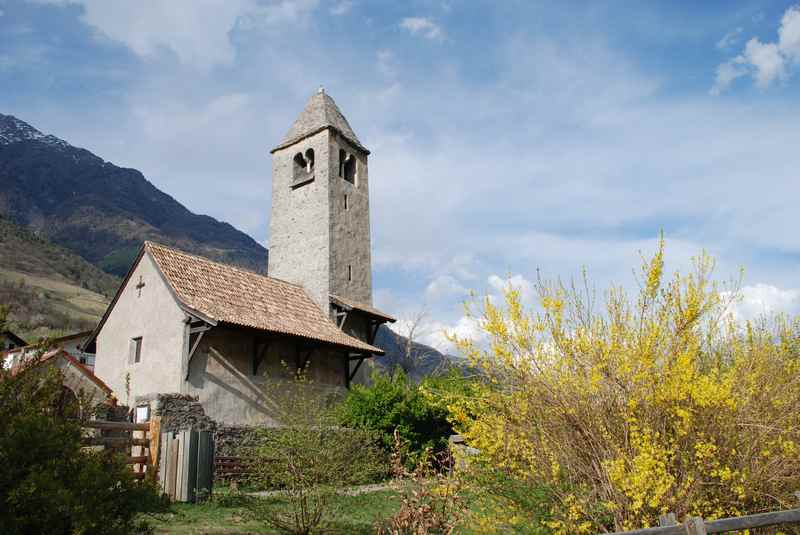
[[0, 268, 108, 339], [149, 489, 405, 534]]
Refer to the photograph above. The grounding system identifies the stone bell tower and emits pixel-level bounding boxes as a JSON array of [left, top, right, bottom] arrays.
[[267, 89, 373, 313]]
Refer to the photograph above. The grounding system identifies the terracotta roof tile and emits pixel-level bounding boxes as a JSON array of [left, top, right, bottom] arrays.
[[145, 242, 383, 354]]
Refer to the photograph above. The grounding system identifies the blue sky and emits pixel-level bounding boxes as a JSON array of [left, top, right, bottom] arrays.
[[2, 0, 800, 349]]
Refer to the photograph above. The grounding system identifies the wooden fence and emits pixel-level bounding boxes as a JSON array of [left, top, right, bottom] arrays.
[[607, 508, 800, 535], [214, 455, 254, 482], [158, 429, 214, 502], [80, 419, 160, 480]]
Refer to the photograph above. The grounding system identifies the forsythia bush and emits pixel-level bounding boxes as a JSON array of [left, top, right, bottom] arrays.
[[450, 243, 800, 533]]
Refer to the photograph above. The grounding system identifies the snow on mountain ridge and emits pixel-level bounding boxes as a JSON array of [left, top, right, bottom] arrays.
[[0, 114, 69, 148]]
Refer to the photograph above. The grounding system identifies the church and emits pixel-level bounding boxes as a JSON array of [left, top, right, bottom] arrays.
[[88, 89, 394, 425]]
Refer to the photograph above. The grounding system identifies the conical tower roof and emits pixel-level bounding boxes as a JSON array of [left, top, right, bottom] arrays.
[[271, 89, 368, 154]]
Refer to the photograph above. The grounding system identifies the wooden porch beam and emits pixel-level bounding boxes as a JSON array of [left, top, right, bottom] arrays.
[[184, 323, 212, 380], [348, 356, 366, 383], [252, 339, 270, 376]]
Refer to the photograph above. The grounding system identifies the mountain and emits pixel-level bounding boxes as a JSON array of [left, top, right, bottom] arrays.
[[0, 216, 117, 339], [371, 325, 467, 381], [0, 114, 267, 277]]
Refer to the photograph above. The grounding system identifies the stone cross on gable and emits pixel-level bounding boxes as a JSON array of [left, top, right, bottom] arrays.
[[135, 275, 146, 297]]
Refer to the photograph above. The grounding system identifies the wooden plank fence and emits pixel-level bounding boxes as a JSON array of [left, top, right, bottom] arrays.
[[81, 419, 155, 480], [158, 429, 213, 502], [80, 418, 214, 502], [607, 507, 800, 535]]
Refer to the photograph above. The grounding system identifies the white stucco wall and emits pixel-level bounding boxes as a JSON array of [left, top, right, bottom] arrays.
[[185, 327, 348, 426], [94, 252, 186, 406]]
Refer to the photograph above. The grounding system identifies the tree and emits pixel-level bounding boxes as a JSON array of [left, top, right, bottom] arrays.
[[394, 310, 441, 376], [338, 370, 453, 463], [449, 242, 800, 533]]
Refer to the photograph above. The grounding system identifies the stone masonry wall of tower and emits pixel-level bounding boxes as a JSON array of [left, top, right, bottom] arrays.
[[328, 131, 373, 306], [268, 129, 332, 310]]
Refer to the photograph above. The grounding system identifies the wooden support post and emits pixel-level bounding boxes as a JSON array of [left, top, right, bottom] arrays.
[[368, 320, 380, 345], [159, 432, 170, 491], [149, 416, 161, 475], [167, 436, 179, 501], [348, 356, 365, 383], [684, 517, 706, 535], [252, 339, 269, 376]]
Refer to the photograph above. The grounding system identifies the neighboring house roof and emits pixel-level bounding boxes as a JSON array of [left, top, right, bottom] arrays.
[[0, 329, 95, 359], [330, 294, 396, 323], [10, 348, 112, 396], [1, 330, 27, 348], [89, 241, 383, 355], [271, 89, 369, 154]]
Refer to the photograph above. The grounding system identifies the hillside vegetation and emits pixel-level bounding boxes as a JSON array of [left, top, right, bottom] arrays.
[[0, 216, 113, 339]]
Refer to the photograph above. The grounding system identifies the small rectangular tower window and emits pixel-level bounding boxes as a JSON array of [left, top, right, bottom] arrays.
[[347, 265, 352, 282], [340, 150, 356, 185], [131, 337, 142, 364], [344, 194, 349, 210]]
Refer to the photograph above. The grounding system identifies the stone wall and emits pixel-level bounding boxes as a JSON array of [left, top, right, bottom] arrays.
[[137, 392, 216, 432], [213, 424, 264, 457], [268, 129, 332, 310]]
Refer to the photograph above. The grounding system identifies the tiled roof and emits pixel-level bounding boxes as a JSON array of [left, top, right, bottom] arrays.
[[330, 294, 396, 323], [272, 89, 369, 154], [9, 349, 112, 396], [146, 242, 383, 354]]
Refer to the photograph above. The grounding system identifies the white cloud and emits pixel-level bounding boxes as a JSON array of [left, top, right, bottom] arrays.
[[394, 315, 484, 354], [400, 17, 443, 40], [29, 0, 318, 70], [724, 283, 800, 321], [712, 5, 800, 93], [488, 274, 536, 305], [743, 38, 786, 88], [329, 0, 352, 16], [425, 275, 467, 301], [779, 5, 800, 58], [710, 57, 748, 95], [717, 27, 743, 50]]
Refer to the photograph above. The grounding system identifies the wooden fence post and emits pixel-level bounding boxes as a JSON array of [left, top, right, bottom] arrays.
[[684, 517, 707, 535], [149, 416, 161, 474]]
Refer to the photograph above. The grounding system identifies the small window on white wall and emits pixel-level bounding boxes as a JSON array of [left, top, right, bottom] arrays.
[[135, 405, 150, 423], [129, 337, 142, 365]]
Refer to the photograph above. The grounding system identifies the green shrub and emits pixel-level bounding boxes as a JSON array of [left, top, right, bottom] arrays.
[[0, 311, 167, 534], [338, 370, 453, 462], [247, 377, 386, 534]]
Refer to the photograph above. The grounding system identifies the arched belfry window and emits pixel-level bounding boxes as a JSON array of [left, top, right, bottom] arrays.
[[292, 148, 315, 187], [339, 149, 356, 185]]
